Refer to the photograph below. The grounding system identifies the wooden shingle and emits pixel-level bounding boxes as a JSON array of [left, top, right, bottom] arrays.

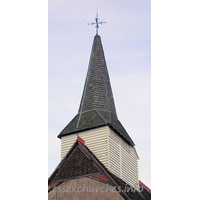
[[57, 35, 135, 146]]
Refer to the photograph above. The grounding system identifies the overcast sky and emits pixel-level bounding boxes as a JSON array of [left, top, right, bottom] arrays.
[[48, 0, 151, 188], [1, 1, 200, 199], [0, 0, 200, 200]]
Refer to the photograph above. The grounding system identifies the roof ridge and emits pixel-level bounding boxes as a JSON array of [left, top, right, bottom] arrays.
[[139, 180, 151, 192], [94, 109, 107, 124]]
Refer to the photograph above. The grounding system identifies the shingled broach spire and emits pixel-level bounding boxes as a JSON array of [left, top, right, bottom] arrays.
[[58, 34, 134, 146]]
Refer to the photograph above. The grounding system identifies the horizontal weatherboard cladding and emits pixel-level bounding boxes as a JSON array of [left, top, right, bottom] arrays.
[[61, 134, 77, 159], [61, 126, 109, 168], [121, 147, 139, 190], [108, 128, 139, 190]]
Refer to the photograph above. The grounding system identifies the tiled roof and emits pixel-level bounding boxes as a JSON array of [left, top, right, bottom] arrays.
[[48, 138, 147, 200], [48, 139, 101, 186], [57, 35, 135, 146], [139, 181, 151, 200], [139, 181, 151, 193]]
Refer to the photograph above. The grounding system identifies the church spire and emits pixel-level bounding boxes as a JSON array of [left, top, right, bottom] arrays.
[[58, 35, 134, 147], [78, 35, 117, 117]]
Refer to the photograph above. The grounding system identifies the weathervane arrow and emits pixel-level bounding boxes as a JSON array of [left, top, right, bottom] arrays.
[[87, 13, 106, 35]]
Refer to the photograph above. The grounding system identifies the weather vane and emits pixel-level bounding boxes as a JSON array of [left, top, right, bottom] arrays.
[[87, 13, 106, 35]]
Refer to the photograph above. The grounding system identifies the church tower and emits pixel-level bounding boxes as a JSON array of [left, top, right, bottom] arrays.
[[57, 34, 140, 191]]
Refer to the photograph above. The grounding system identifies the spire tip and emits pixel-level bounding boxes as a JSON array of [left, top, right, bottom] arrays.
[[87, 13, 106, 35]]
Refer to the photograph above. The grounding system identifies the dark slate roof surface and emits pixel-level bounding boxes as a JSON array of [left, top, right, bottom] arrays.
[[58, 110, 135, 146], [57, 35, 135, 147]]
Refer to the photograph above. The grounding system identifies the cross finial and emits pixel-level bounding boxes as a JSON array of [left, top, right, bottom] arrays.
[[87, 13, 106, 35]]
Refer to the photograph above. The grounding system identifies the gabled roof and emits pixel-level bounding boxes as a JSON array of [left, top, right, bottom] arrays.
[[57, 35, 135, 147], [48, 137, 145, 200]]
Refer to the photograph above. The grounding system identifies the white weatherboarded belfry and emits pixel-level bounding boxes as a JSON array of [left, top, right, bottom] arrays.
[[57, 35, 140, 191]]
